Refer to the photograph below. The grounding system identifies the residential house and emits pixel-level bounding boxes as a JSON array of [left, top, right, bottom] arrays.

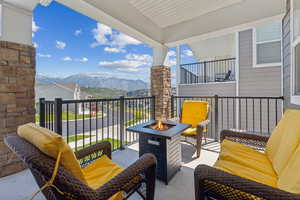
[[35, 82, 90, 113]]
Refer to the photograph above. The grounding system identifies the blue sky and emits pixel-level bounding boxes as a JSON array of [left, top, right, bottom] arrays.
[[33, 2, 197, 84]]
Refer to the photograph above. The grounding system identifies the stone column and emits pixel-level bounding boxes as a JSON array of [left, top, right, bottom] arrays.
[[151, 66, 172, 120], [0, 41, 36, 177]]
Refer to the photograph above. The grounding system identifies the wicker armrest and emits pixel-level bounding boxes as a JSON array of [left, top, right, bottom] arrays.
[[75, 141, 111, 160], [95, 153, 157, 200], [220, 129, 269, 150], [194, 165, 300, 200]]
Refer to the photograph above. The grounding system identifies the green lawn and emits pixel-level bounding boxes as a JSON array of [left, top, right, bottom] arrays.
[[35, 112, 103, 122], [74, 138, 128, 151], [65, 134, 94, 143], [125, 109, 149, 126]]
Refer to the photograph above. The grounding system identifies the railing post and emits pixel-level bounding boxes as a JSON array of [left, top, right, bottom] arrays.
[[120, 96, 125, 150], [39, 98, 45, 127], [171, 95, 174, 118], [204, 61, 207, 83], [54, 98, 63, 135], [214, 95, 219, 141], [151, 96, 156, 120]]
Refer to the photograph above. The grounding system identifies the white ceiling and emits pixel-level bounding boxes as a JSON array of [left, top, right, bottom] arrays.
[[129, 0, 243, 28], [6, 0, 286, 47]]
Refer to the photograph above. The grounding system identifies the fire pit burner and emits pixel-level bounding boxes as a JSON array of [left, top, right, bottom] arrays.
[[145, 120, 175, 131], [126, 120, 191, 185]]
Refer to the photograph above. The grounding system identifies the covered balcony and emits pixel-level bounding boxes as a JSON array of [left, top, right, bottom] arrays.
[[0, 0, 294, 200]]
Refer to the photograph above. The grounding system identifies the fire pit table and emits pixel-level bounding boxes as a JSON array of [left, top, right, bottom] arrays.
[[126, 120, 191, 185]]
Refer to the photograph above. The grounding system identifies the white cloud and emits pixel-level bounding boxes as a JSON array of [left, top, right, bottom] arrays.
[[74, 29, 82, 36], [99, 53, 152, 71], [90, 23, 112, 47], [33, 42, 38, 48], [104, 47, 126, 53], [56, 41, 66, 49], [164, 50, 177, 66], [32, 19, 40, 37], [90, 23, 141, 49], [125, 54, 152, 63], [111, 33, 141, 48], [77, 57, 88, 62], [62, 56, 72, 61], [167, 50, 176, 57], [37, 53, 51, 58], [184, 50, 193, 56]]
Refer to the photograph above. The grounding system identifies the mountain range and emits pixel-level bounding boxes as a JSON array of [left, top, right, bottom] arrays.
[[36, 73, 149, 91]]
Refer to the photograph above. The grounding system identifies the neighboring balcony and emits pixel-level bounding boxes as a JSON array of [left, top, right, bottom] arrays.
[[180, 58, 236, 84]]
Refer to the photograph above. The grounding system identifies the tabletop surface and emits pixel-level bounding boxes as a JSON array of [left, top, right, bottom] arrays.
[[126, 120, 191, 139]]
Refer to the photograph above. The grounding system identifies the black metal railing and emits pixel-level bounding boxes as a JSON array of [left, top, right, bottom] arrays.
[[39, 96, 155, 152], [171, 95, 284, 140], [180, 58, 236, 84]]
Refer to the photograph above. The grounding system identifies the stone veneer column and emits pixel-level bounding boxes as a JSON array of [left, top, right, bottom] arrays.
[[0, 41, 36, 177], [151, 65, 172, 120]]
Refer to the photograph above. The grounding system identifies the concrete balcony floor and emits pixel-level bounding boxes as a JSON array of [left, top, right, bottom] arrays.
[[0, 141, 220, 200]]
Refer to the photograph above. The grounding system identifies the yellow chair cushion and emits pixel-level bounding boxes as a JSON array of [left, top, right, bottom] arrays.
[[181, 101, 209, 128], [277, 144, 300, 194], [82, 155, 124, 200], [182, 127, 197, 135], [214, 140, 277, 188], [265, 109, 300, 176], [17, 123, 86, 183]]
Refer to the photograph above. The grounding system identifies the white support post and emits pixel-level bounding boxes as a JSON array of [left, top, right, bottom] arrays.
[[152, 45, 168, 66], [0, 2, 33, 45]]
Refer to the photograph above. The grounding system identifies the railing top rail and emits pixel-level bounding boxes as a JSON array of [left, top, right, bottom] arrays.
[[180, 57, 236, 67], [40, 96, 154, 104], [172, 95, 284, 100]]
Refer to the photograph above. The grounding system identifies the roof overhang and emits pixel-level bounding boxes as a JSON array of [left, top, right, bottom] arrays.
[[3, 0, 286, 48]]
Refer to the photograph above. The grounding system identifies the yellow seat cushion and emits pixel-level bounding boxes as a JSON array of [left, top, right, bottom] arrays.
[[278, 144, 300, 194], [181, 101, 209, 133], [214, 139, 277, 188], [17, 123, 86, 183], [182, 127, 197, 135], [265, 109, 300, 176], [82, 155, 124, 200]]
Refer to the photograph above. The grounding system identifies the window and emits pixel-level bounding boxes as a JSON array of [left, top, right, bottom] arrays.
[[291, 0, 300, 103], [253, 23, 282, 67]]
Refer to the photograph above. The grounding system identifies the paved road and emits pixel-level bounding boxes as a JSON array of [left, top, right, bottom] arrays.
[[59, 108, 134, 136]]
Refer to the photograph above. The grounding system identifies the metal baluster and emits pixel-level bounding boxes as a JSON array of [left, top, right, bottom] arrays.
[[96, 102, 98, 144], [67, 104, 69, 144], [75, 102, 78, 151], [260, 99, 262, 134]]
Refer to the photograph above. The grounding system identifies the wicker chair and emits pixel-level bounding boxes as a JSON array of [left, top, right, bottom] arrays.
[[179, 101, 210, 158], [194, 129, 300, 200], [5, 136, 157, 200]]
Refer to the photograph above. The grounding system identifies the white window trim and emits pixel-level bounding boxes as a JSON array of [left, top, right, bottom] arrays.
[[290, 0, 300, 105], [252, 24, 282, 68]]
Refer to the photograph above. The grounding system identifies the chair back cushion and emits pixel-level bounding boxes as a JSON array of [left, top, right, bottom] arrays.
[[265, 109, 300, 176], [277, 144, 300, 194], [181, 101, 209, 128], [17, 123, 86, 183]]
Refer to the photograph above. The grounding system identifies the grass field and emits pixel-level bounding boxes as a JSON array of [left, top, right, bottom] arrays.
[[65, 134, 94, 143], [74, 138, 128, 151]]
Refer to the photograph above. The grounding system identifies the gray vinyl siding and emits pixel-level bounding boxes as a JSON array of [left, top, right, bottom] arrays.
[[178, 83, 236, 96], [282, 0, 300, 110], [238, 29, 282, 97], [238, 29, 282, 134]]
